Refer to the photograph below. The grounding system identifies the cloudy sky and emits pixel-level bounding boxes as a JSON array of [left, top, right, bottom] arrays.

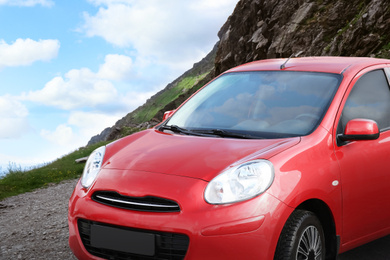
[[0, 0, 239, 174]]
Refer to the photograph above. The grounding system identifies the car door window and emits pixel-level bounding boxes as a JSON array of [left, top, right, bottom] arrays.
[[339, 69, 390, 134]]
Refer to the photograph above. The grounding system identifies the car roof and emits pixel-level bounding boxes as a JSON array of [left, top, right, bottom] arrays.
[[227, 56, 390, 74]]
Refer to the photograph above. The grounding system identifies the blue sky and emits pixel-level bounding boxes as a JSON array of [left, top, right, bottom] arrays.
[[0, 0, 239, 174]]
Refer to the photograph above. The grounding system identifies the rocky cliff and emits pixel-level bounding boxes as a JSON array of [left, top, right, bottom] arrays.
[[215, 0, 390, 75], [88, 0, 390, 145]]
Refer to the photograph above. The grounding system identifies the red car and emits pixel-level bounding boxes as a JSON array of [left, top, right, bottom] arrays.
[[68, 57, 390, 260]]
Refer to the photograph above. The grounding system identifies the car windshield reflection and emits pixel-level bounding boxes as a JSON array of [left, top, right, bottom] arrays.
[[166, 71, 342, 138]]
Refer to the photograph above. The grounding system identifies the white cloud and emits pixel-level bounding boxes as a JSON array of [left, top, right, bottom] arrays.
[[81, 0, 239, 70], [97, 54, 133, 81], [68, 111, 120, 137], [37, 91, 157, 148], [0, 0, 54, 7], [25, 68, 117, 110], [190, 0, 238, 10], [0, 96, 30, 139], [40, 111, 121, 148], [0, 38, 59, 69], [41, 124, 74, 146], [23, 54, 135, 111], [87, 0, 133, 6], [21, 52, 161, 133], [121, 89, 158, 110]]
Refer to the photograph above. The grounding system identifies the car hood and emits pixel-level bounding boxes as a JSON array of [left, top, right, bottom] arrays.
[[103, 129, 300, 181]]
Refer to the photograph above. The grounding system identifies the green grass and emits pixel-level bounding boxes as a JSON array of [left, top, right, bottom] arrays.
[[132, 72, 208, 124], [0, 141, 110, 201]]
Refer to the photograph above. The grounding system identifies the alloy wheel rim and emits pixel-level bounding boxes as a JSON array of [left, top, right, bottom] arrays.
[[296, 225, 323, 260]]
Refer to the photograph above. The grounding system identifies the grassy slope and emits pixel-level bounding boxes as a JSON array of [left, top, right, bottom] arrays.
[[0, 142, 109, 201]]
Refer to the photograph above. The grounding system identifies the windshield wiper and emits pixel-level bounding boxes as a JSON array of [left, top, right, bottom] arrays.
[[158, 125, 211, 137], [159, 124, 186, 133], [196, 129, 259, 139], [158, 125, 260, 139]]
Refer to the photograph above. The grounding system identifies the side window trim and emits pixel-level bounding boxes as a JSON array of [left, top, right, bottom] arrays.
[[381, 66, 390, 136], [385, 67, 390, 87]]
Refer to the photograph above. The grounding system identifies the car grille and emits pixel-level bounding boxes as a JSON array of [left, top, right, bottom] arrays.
[[78, 219, 190, 260], [92, 191, 181, 213]]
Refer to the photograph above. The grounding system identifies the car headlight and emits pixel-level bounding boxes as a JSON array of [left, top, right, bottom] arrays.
[[81, 146, 106, 189], [204, 160, 274, 204]]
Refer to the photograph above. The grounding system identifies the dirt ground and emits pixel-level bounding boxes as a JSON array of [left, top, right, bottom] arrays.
[[0, 178, 389, 260], [0, 179, 78, 260]]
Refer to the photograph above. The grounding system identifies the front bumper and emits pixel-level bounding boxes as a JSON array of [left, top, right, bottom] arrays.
[[68, 169, 293, 260]]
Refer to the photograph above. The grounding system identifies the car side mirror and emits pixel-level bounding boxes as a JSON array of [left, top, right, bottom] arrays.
[[162, 110, 176, 121], [338, 119, 379, 142]]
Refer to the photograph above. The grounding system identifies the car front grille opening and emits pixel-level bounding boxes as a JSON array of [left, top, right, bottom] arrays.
[[78, 219, 190, 260], [92, 191, 181, 213]]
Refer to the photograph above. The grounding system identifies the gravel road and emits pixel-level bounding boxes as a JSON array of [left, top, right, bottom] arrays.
[[0, 179, 78, 260], [0, 178, 388, 260]]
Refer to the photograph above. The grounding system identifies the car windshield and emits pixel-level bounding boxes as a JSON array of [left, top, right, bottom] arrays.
[[165, 71, 341, 139]]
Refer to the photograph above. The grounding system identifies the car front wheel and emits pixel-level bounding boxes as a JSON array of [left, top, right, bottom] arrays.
[[274, 210, 325, 260]]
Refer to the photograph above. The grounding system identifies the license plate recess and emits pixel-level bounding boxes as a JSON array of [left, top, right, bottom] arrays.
[[90, 224, 155, 256]]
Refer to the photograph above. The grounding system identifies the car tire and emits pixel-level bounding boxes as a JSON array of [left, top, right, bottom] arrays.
[[274, 210, 326, 260]]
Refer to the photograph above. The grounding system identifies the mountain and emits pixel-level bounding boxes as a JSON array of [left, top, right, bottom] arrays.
[[87, 0, 390, 145]]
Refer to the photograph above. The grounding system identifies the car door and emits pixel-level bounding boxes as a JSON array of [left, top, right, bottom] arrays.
[[334, 67, 390, 246]]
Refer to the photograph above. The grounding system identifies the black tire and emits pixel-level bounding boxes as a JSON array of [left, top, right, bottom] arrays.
[[274, 210, 326, 260]]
